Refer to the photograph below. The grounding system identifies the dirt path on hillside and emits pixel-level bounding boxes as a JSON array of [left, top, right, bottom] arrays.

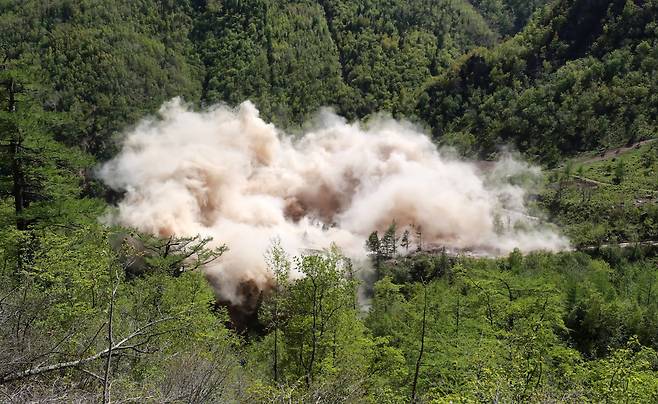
[[570, 175, 609, 187], [413, 240, 658, 258], [571, 172, 658, 196], [574, 138, 657, 165], [558, 138, 658, 195], [579, 240, 658, 250]]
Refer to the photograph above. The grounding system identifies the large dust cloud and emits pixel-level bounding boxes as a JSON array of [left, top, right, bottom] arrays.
[[99, 99, 568, 303]]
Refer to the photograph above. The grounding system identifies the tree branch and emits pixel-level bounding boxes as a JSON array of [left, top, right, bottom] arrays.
[[0, 316, 177, 384]]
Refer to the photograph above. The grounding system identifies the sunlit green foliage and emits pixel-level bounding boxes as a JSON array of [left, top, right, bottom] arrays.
[[364, 248, 658, 402], [419, 0, 658, 165], [543, 142, 658, 246]]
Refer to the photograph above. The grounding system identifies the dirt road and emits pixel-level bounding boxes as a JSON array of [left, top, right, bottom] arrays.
[[573, 138, 657, 166]]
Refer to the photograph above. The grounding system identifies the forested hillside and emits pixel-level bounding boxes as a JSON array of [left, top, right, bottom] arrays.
[[419, 0, 658, 164], [3, 0, 652, 164], [0, 0, 548, 158], [1, 0, 658, 402]]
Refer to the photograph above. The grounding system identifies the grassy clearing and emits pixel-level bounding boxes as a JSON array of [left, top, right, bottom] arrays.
[[577, 142, 658, 193], [541, 143, 658, 247]]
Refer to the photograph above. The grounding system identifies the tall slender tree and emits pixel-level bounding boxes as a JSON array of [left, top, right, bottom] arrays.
[[0, 54, 89, 231]]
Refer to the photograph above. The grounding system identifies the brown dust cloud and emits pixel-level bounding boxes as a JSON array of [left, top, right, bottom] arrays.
[[99, 99, 569, 305]]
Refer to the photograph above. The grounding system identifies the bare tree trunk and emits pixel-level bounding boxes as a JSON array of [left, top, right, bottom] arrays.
[[103, 267, 120, 403], [6, 78, 26, 231], [455, 295, 460, 336], [332, 327, 337, 364], [272, 288, 279, 383], [10, 137, 25, 231], [410, 281, 427, 403], [273, 326, 278, 383], [307, 279, 318, 387]]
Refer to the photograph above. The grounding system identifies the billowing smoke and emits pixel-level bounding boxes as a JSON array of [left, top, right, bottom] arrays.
[[99, 98, 568, 304]]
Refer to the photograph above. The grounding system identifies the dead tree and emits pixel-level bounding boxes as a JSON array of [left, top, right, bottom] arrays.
[[410, 279, 428, 403]]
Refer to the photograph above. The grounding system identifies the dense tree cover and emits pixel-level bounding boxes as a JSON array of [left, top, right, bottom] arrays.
[[419, 0, 658, 165], [5, 209, 658, 402], [192, 0, 347, 124], [0, 55, 91, 231], [0, 0, 203, 157], [366, 246, 658, 402], [3, 0, 654, 164], [317, 0, 498, 118], [470, 0, 549, 36], [0, 0, 554, 160], [189, 0, 547, 122]]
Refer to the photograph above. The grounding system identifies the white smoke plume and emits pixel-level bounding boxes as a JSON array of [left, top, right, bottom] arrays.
[[99, 98, 569, 303]]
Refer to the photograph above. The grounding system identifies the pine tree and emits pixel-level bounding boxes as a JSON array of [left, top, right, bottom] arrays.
[[367, 230, 383, 270], [382, 221, 398, 257], [0, 54, 90, 230]]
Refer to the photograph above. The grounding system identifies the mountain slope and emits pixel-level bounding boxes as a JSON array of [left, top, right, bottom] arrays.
[[0, 0, 548, 159], [418, 0, 658, 165]]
